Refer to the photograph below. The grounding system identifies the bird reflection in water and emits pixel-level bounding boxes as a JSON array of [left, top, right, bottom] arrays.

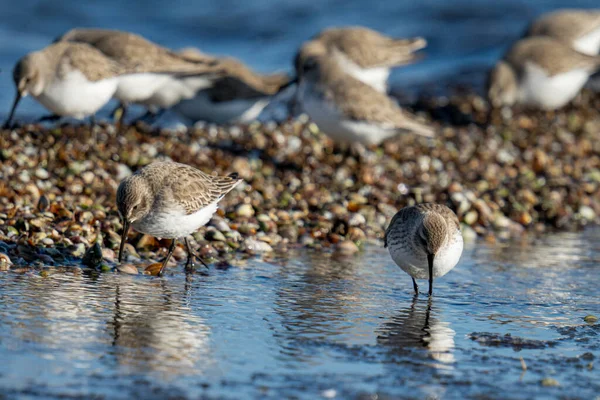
[[377, 296, 455, 367], [109, 276, 213, 378]]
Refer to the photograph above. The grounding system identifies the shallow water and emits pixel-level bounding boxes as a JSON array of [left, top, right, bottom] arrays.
[[0, 228, 599, 399], [1, 0, 599, 121]]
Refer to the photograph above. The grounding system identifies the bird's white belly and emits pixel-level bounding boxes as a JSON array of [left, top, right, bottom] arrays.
[[302, 93, 392, 145], [573, 26, 600, 55], [141, 76, 203, 108], [132, 202, 218, 239], [174, 91, 269, 124], [114, 73, 173, 103], [389, 231, 463, 280], [37, 70, 118, 118], [519, 63, 590, 109]]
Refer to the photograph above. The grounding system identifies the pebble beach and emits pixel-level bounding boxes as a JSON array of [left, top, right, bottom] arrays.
[[1, 90, 599, 273]]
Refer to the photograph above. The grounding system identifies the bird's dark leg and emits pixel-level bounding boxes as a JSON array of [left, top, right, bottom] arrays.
[[116, 103, 127, 133], [158, 239, 177, 276], [412, 277, 419, 295], [185, 237, 209, 270], [135, 108, 165, 125], [427, 253, 435, 296]]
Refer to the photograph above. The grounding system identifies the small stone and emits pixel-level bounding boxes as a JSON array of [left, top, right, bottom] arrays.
[[579, 206, 595, 221], [35, 168, 50, 179], [540, 378, 559, 387], [335, 240, 359, 255], [81, 171, 95, 185], [348, 213, 366, 227], [206, 229, 226, 242], [236, 204, 255, 218], [37, 195, 49, 212], [0, 253, 12, 271], [243, 238, 273, 253], [464, 210, 478, 225], [583, 315, 598, 323], [117, 264, 139, 275], [82, 242, 103, 268]]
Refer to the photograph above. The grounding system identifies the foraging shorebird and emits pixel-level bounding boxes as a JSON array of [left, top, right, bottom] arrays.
[[174, 48, 291, 124], [384, 204, 463, 296], [4, 42, 129, 128], [117, 161, 242, 276], [296, 26, 426, 93], [57, 28, 225, 122], [295, 53, 434, 145], [487, 36, 600, 110]]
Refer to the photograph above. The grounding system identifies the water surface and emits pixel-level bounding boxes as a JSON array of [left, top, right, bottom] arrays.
[[1, 228, 599, 399]]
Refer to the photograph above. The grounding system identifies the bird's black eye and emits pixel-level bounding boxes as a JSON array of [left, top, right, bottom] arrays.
[[132, 205, 138, 211], [301, 57, 318, 74]]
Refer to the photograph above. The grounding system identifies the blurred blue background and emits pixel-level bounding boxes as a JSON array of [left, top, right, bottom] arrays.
[[1, 0, 598, 120]]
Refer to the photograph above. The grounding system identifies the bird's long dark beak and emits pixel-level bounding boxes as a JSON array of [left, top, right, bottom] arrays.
[[118, 220, 129, 263], [427, 253, 434, 296], [3, 92, 22, 129]]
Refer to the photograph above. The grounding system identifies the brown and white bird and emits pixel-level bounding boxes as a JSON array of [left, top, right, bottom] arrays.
[[384, 204, 463, 296], [173, 48, 291, 124], [526, 9, 600, 55], [4, 41, 129, 128], [117, 161, 242, 276], [296, 26, 426, 93], [487, 36, 600, 110], [295, 53, 434, 145], [57, 28, 225, 118]]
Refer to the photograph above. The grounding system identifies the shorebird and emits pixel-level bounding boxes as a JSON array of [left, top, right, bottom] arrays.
[[384, 203, 463, 296], [487, 36, 600, 110], [4, 41, 128, 128], [295, 53, 434, 145], [117, 161, 242, 276], [296, 26, 426, 93], [526, 9, 600, 55], [57, 28, 225, 123], [173, 48, 291, 124]]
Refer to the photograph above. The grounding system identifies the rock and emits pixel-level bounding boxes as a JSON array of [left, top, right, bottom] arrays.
[[35, 168, 49, 179], [243, 238, 273, 253], [464, 210, 478, 226], [583, 315, 598, 323], [206, 229, 226, 242], [82, 242, 103, 268], [70, 243, 87, 258], [210, 216, 231, 232], [0, 253, 12, 271], [236, 204, 255, 218], [348, 213, 366, 227], [117, 264, 139, 275], [335, 240, 359, 255], [540, 378, 559, 387], [579, 206, 595, 221]]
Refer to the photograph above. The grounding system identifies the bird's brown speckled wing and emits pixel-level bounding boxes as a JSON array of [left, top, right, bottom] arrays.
[[55, 42, 126, 81], [325, 76, 434, 137], [59, 28, 224, 75], [317, 27, 426, 69], [384, 204, 459, 247], [528, 10, 600, 42], [164, 164, 242, 215], [384, 207, 421, 248], [415, 203, 460, 230], [506, 37, 600, 76]]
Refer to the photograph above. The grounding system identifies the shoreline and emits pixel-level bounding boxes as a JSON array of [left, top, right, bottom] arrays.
[[1, 90, 599, 271]]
